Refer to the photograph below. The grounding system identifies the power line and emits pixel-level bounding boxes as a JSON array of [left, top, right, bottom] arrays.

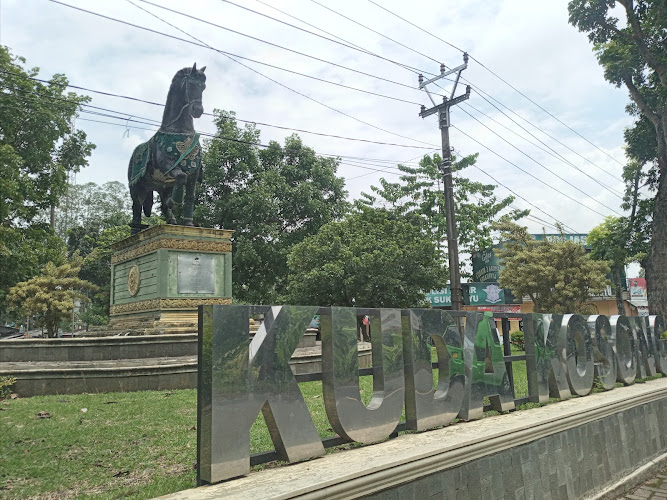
[[451, 125, 609, 221], [60, 0, 435, 148], [245, 0, 625, 192], [462, 101, 625, 198], [366, 0, 466, 54], [466, 161, 580, 233], [50, 1, 423, 107], [458, 106, 624, 215], [2, 97, 574, 233], [470, 85, 624, 183], [307, 0, 441, 65], [1, 69, 614, 224], [365, 0, 626, 168], [133, 0, 625, 196], [0, 70, 437, 150], [218, 0, 427, 75], [137, 0, 434, 98]]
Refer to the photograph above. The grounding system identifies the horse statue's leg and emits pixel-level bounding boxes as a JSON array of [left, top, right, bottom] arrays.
[[166, 168, 188, 208], [130, 186, 145, 235], [160, 187, 177, 225], [182, 169, 198, 226]]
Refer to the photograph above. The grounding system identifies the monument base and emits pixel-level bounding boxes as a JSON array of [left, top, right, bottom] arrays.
[[108, 225, 232, 335]]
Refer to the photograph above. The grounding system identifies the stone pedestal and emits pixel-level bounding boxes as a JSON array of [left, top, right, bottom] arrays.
[[108, 225, 232, 334]]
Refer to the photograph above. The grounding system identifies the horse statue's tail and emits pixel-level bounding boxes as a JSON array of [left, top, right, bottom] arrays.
[[143, 191, 153, 216]]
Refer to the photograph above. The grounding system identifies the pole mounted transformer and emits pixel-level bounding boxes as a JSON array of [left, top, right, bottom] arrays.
[[418, 53, 471, 313]]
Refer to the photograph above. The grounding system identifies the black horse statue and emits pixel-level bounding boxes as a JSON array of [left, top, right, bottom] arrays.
[[128, 63, 207, 234]]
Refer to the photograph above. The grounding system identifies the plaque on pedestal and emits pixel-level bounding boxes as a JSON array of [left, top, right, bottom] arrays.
[[108, 225, 232, 334]]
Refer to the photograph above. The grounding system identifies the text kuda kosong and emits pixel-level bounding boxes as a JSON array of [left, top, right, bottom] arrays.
[[197, 305, 667, 483]]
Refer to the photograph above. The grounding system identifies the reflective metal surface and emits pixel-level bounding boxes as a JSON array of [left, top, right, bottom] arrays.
[[458, 312, 514, 421], [609, 315, 636, 385], [524, 314, 571, 402], [587, 315, 617, 390], [199, 305, 323, 483], [177, 254, 215, 293], [403, 308, 464, 431], [322, 307, 405, 443], [628, 316, 656, 378], [648, 315, 667, 375], [562, 314, 594, 396]]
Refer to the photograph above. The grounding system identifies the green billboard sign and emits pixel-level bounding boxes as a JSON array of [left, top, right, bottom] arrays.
[[471, 247, 502, 283], [426, 289, 451, 306], [463, 283, 506, 306], [426, 284, 516, 307]]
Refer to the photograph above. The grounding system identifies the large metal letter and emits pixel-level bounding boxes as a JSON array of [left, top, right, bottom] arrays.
[[562, 314, 594, 396], [322, 307, 405, 443], [647, 315, 667, 375], [628, 316, 656, 378], [458, 311, 514, 421], [609, 315, 636, 385], [198, 305, 324, 484], [403, 308, 464, 431], [587, 315, 617, 390], [524, 314, 571, 402]]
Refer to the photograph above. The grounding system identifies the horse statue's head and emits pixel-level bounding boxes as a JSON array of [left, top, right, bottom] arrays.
[[162, 63, 207, 130]]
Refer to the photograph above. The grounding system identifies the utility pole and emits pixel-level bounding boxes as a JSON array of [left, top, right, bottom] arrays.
[[418, 53, 470, 312]]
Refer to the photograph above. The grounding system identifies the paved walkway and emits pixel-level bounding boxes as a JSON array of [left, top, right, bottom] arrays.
[[619, 468, 667, 499]]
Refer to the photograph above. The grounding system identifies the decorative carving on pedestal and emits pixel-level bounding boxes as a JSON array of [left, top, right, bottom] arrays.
[[127, 265, 141, 297], [110, 298, 232, 315], [112, 238, 232, 265], [109, 224, 233, 334]]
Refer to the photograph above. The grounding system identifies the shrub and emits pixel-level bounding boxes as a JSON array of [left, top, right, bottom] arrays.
[[0, 376, 17, 399], [510, 331, 525, 351]]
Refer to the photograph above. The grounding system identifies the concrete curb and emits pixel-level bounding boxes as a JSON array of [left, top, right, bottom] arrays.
[[585, 451, 667, 500], [159, 378, 667, 500]]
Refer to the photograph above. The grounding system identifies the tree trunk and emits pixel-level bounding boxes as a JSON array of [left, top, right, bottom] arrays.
[[614, 268, 625, 316], [50, 203, 56, 231], [646, 169, 667, 320]]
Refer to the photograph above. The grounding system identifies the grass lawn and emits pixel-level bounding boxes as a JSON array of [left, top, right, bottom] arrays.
[[2, 363, 658, 499], [0, 377, 378, 499], [0, 350, 528, 499]]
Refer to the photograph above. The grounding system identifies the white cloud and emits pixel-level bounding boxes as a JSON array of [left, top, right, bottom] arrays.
[[1, 0, 635, 237]]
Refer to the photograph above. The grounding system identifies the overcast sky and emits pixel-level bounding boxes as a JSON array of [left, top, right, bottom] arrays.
[[1, 0, 638, 255]]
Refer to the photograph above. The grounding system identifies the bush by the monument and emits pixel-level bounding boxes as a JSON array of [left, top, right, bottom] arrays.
[[510, 331, 525, 351], [7, 254, 97, 337], [0, 377, 16, 399]]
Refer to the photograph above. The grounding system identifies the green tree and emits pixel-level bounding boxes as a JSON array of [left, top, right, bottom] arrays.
[[568, 0, 667, 317], [494, 220, 610, 314], [78, 225, 131, 326], [359, 152, 527, 266], [286, 207, 447, 308], [8, 254, 97, 337], [56, 181, 131, 241], [196, 110, 349, 303], [0, 46, 95, 317], [587, 216, 630, 314]]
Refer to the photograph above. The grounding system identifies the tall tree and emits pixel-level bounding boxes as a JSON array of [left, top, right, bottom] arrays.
[[494, 220, 610, 314], [286, 207, 447, 308], [568, 0, 667, 317], [587, 216, 630, 314], [0, 46, 95, 317], [358, 152, 527, 270], [56, 181, 131, 240], [196, 110, 349, 303]]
